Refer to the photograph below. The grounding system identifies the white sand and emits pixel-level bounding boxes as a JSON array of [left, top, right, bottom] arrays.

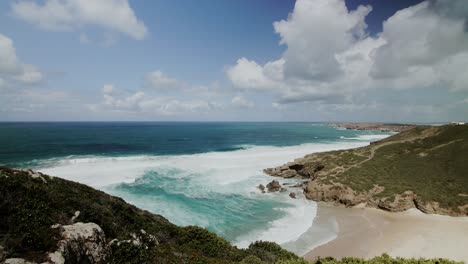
[[305, 204, 468, 263]]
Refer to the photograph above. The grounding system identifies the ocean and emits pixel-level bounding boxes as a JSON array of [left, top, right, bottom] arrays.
[[0, 122, 390, 255]]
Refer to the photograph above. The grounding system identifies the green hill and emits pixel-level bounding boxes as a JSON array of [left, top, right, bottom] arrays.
[[265, 124, 468, 216]]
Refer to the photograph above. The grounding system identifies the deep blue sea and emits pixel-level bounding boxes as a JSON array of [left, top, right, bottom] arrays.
[[0, 122, 390, 254]]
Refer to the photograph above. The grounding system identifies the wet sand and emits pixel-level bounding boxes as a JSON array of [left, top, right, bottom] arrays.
[[304, 204, 468, 263]]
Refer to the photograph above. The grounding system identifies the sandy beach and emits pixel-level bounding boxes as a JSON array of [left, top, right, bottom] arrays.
[[304, 204, 468, 263]]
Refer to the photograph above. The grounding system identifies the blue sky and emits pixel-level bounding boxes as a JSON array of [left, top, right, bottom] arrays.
[[0, 0, 467, 122]]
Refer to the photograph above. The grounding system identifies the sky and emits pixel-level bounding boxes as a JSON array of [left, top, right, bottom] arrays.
[[0, 0, 467, 122]]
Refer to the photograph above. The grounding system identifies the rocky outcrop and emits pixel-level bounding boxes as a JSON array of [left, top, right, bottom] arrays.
[[257, 184, 266, 193], [266, 180, 281, 192], [264, 162, 324, 180], [289, 192, 296, 199], [48, 222, 109, 264]]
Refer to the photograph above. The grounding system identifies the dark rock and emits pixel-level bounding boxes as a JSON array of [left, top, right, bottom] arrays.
[[280, 188, 287, 192], [266, 180, 281, 192], [289, 192, 296, 199], [258, 184, 265, 192], [288, 164, 304, 171]]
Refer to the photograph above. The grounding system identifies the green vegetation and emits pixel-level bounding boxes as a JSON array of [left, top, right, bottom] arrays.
[[276, 254, 462, 264], [0, 167, 303, 263], [300, 124, 468, 215]]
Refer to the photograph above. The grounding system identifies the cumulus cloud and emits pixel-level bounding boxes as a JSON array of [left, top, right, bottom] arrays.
[[95, 84, 223, 116], [227, 0, 468, 106], [0, 33, 43, 85], [226, 58, 283, 91], [274, 0, 371, 81], [11, 0, 148, 40]]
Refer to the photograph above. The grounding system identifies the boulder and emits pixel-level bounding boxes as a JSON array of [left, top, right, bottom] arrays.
[[289, 192, 296, 199], [266, 180, 281, 192], [257, 184, 265, 193], [48, 222, 109, 264]]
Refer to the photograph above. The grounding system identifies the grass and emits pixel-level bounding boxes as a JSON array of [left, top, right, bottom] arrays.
[[300, 124, 468, 214], [276, 254, 462, 264]]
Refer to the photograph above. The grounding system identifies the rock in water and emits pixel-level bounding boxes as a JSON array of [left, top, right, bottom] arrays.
[[266, 180, 281, 192], [289, 192, 296, 199], [258, 184, 266, 193]]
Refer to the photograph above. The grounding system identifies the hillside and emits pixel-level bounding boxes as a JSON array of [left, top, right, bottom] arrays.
[[0, 166, 463, 263], [0, 167, 299, 264], [264, 124, 468, 216]]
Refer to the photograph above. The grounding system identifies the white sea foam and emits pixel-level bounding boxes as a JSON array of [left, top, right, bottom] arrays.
[[342, 134, 391, 141], [38, 141, 371, 188], [233, 193, 318, 249], [37, 138, 386, 254]]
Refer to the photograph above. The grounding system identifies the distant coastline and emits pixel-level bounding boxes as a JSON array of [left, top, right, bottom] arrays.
[[327, 122, 417, 132]]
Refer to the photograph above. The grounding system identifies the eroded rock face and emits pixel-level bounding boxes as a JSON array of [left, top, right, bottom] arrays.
[[48, 222, 109, 264], [304, 181, 366, 206]]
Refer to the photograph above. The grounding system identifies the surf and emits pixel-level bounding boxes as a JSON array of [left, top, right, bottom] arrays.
[[36, 139, 382, 255]]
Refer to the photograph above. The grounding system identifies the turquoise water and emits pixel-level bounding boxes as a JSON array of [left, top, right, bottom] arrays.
[[0, 122, 390, 253]]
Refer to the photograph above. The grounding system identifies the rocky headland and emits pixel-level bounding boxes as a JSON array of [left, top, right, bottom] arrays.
[[264, 124, 468, 216], [328, 123, 417, 132]]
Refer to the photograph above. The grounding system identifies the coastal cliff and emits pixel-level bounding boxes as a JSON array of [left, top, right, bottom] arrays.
[[264, 124, 468, 216], [0, 167, 299, 264]]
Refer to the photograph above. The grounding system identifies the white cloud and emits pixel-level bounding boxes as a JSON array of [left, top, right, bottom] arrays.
[[226, 58, 283, 91], [145, 71, 183, 89], [231, 95, 254, 108], [370, 1, 468, 90], [0, 33, 43, 85], [12, 0, 148, 40], [95, 84, 223, 116], [226, 0, 468, 105], [273, 0, 371, 81]]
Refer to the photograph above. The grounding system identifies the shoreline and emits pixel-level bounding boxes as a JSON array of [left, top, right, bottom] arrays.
[[304, 203, 468, 263]]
